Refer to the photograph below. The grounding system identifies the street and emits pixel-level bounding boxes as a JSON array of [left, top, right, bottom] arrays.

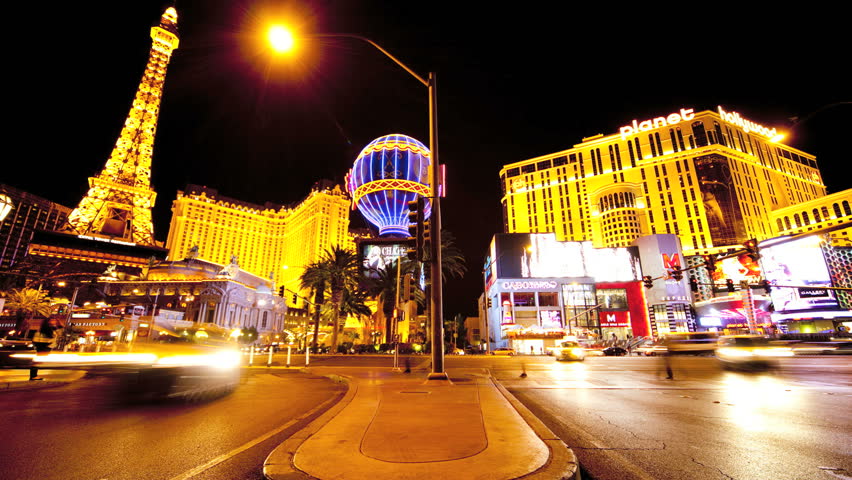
[[1, 354, 849, 480]]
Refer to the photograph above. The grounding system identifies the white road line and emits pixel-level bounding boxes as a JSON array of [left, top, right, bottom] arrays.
[[167, 395, 339, 480]]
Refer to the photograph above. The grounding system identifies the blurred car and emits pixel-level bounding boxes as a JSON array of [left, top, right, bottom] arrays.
[[490, 347, 516, 356], [555, 341, 586, 362], [716, 335, 793, 370], [602, 346, 628, 356], [0, 338, 36, 367], [450, 348, 465, 355], [634, 341, 667, 356]]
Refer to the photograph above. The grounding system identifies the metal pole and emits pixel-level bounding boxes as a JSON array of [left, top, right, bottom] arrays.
[[286, 345, 291, 368], [427, 72, 447, 380], [63, 286, 80, 349]]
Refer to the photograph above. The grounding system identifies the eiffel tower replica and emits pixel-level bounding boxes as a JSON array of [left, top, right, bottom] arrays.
[[25, 7, 179, 278]]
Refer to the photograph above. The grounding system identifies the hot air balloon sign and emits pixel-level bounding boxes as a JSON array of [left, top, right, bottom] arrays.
[[346, 134, 432, 237]]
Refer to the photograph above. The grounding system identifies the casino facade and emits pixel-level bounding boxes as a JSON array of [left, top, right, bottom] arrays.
[[489, 106, 851, 346]]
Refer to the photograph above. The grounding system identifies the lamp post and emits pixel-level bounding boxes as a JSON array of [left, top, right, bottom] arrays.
[[269, 29, 446, 379]]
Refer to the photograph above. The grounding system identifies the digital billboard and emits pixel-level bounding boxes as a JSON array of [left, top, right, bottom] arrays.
[[493, 233, 641, 282], [359, 240, 409, 279], [760, 236, 838, 313]]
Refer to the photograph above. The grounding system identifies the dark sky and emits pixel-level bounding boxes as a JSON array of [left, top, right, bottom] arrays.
[[10, 1, 850, 316]]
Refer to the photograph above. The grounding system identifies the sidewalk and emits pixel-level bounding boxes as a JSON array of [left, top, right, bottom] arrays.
[[263, 366, 579, 480], [0, 368, 87, 392]]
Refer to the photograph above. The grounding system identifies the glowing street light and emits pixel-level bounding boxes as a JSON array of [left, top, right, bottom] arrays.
[[267, 27, 447, 379], [267, 25, 295, 53]]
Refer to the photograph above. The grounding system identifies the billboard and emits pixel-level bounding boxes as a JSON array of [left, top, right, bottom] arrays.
[[760, 236, 838, 313], [493, 233, 641, 282], [358, 239, 409, 279]]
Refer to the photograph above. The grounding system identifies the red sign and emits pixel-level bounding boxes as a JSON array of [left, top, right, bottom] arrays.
[[599, 311, 630, 327]]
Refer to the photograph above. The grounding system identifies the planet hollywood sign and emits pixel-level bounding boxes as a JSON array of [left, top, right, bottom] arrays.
[[501, 280, 558, 291], [618, 106, 777, 140]]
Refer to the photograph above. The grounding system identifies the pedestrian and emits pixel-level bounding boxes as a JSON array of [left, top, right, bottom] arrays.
[[530, 345, 534, 355], [29, 319, 56, 381]]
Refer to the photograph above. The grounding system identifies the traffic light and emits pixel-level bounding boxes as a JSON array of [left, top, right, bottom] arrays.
[[642, 275, 653, 288], [279, 286, 285, 297], [407, 197, 425, 261], [487, 297, 493, 308], [689, 278, 699, 292], [292, 293, 298, 304], [702, 254, 717, 273], [743, 238, 760, 261], [725, 279, 735, 292], [761, 279, 772, 293], [402, 274, 413, 302], [671, 268, 683, 281]]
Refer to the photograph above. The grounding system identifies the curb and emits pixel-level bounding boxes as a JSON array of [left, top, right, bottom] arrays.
[[489, 373, 581, 480], [263, 372, 356, 480]]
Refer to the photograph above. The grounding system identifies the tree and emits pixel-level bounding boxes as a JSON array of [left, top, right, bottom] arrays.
[[299, 261, 326, 350], [4, 288, 53, 335], [299, 246, 360, 352]]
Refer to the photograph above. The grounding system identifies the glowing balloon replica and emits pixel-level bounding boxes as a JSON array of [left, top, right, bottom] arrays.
[[347, 134, 432, 236]]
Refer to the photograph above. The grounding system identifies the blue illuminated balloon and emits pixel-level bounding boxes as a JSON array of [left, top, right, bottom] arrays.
[[346, 134, 432, 236]]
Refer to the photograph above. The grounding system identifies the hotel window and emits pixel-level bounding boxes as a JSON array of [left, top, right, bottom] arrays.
[[513, 292, 535, 307], [692, 121, 708, 147], [633, 138, 642, 160]]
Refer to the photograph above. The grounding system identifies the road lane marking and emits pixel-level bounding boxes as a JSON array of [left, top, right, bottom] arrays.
[[167, 393, 340, 480]]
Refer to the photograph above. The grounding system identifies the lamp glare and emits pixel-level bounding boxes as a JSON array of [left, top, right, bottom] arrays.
[[268, 25, 295, 53]]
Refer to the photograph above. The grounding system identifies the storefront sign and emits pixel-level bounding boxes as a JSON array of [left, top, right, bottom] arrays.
[[799, 288, 829, 298], [619, 108, 695, 139], [717, 106, 778, 139], [501, 280, 558, 290], [600, 311, 630, 327]]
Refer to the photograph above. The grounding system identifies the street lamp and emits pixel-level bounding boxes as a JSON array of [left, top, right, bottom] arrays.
[[268, 28, 447, 380]]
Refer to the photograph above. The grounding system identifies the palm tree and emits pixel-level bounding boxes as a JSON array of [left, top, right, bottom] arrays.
[[299, 261, 326, 350], [321, 285, 373, 347], [4, 288, 53, 335], [299, 246, 360, 352]]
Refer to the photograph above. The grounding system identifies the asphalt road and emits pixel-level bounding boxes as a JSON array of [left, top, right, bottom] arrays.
[[2, 353, 849, 480], [0, 367, 345, 480], [484, 354, 852, 480]]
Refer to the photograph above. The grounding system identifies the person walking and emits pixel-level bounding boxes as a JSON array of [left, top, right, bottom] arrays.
[[29, 319, 56, 381]]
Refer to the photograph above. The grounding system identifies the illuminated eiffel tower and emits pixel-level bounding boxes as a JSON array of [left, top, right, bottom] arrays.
[[64, 7, 179, 246]]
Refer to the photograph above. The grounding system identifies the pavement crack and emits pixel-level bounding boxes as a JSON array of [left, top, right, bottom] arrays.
[[690, 456, 736, 480]]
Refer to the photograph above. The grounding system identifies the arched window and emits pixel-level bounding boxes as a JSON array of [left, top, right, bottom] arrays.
[[776, 218, 784, 231], [834, 203, 843, 218], [793, 214, 801, 227], [843, 200, 851, 216], [812, 208, 821, 222], [784, 216, 792, 230], [802, 211, 810, 225], [821, 206, 830, 219]]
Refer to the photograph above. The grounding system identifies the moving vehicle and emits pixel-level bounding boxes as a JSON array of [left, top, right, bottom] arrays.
[[634, 340, 667, 356], [555, 341, 586, 361], [490, 347, 516, 356], [0, 338, 36, 367], [716, 335, 793, 370], [602, 346, 628, 356], [663, 331, 720, 355]]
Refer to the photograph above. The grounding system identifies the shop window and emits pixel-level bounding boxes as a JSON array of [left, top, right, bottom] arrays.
[[538, 292, 559, 306], [513, 292, 535, 307]]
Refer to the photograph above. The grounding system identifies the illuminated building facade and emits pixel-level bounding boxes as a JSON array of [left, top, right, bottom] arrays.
[[164, 182, 355, 305], [482, 233, 650, 352], [499, 106, 851, 335], [0, 184, 71, 269], [499, 106, 844, 254], [101, 258, 288, 342]]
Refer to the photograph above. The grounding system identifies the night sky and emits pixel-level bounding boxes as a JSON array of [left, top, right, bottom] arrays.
[[10, 1, 850, 316]]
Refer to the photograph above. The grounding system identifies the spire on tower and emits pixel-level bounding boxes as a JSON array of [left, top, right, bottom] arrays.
[[63, 7, 179, 246]]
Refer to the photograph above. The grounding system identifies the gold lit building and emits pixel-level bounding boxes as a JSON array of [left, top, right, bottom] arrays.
[[164, 182, 355, 305], [499, 106, 851, 257]]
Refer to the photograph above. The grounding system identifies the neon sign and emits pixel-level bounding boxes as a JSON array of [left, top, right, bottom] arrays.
[[717, 107, 778, 139], [619, 108, 695, 140], [501, 280, 558, 290]]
